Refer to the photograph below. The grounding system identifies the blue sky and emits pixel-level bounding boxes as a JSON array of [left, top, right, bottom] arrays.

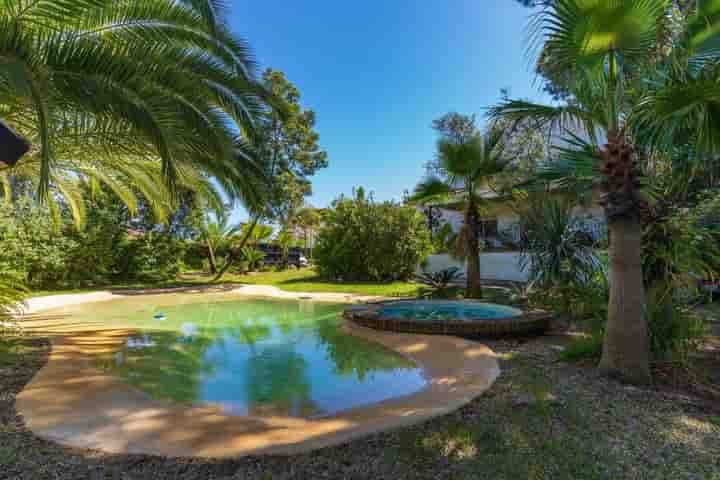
[[229, 1, 548, 219]]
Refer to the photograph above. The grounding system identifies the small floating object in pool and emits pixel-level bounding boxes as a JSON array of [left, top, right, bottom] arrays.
[[153, 313, 167, 321]]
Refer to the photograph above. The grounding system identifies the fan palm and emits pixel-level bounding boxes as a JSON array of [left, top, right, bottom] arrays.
[[488, 0, 720, 384], [0, 0, 273, 209], [410, 132, 508, 298]]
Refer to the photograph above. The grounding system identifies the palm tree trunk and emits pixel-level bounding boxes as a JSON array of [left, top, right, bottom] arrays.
[[206, 235, 217, 274], [599, 214, 651, 385], [466, 202, 482, 299], [213, 217, 259, 282]]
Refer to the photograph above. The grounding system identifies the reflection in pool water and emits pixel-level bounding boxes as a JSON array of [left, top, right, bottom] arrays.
[[63, 295, 427, 418]]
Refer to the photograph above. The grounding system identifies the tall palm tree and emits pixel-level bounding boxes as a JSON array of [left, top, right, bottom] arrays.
[[0, 0, 273, 204], [488, 0, 720, 384], [411, 132, 508, 298]]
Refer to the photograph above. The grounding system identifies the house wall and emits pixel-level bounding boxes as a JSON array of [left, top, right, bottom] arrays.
[[425, 203, 606, 283], [419, 252, 530, 282], [436, 202, 607, 245]]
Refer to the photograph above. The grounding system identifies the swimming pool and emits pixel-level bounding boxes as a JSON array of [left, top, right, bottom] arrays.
[[55, 294, 428, 418]]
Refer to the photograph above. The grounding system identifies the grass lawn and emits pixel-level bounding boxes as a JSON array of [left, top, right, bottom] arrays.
[[27, 268, 421, 298], [215, 268, 420, 297]]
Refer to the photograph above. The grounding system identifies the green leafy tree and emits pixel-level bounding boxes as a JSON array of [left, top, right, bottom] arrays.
[[489, 0, 720, 384], [257, 69, 329, 222], [411, 128, 509, 298], [64, 189, 130, 284], [212, 69, 326, 278], [292, 207, 322, 255], [314, 189, 432, 282], [0, 195, 78, 288]]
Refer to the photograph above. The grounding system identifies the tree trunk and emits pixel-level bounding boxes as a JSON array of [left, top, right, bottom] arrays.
[[206, 236, 217, 274], [466, 203, 482, 299], [599, 215, 651, 385], [213, 218, 259, 282]]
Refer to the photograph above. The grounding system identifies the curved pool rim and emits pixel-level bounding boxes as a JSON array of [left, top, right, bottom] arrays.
[[344, 299, 552, 336], [15, 289, 501, 458]]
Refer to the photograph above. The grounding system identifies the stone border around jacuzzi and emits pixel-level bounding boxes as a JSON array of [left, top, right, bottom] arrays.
[[344, 301, 552, 337], [14, 289, 501, 459]]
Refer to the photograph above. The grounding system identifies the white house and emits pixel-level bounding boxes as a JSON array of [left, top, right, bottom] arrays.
[[420, 194, 607, 282], [419, 123, 608, 282]]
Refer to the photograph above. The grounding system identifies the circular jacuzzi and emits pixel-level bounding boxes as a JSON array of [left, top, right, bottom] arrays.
[[344, 300, 550, 337]]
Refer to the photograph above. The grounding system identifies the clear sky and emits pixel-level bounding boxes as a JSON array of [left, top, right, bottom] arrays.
[[229, 1, 548, 220]]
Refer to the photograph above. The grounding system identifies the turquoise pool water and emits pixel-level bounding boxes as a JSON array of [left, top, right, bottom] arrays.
[[57, 294, 427, 418], [378, 300, 523, 322]]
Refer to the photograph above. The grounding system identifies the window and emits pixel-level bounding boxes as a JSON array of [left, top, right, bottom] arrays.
[[478, 218, 498, 238]]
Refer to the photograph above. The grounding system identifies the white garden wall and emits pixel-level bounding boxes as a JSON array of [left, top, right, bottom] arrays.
[[419, 252, 530, 283]]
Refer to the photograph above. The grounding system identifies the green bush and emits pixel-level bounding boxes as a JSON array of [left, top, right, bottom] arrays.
[[558, 333, 604, 362], [64, 196, 128, 285], [183, 242, 207, 271], [415, 267, 465, 298], [119, 233, 186, 282], [646, 294, 706, 360], [0, 196, 78, 288], [314, 190, 433, 282]]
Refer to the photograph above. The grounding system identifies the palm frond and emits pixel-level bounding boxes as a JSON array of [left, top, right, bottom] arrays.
[[487, 98, 599, 137], [532, 0, 670, 76], [632, 69, 720, 155], [0, 0, 273, 210], [408, 177, 453, 205]]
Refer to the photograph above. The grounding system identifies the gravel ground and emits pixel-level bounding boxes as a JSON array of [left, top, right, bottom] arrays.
[[1, 332, 719, 480]]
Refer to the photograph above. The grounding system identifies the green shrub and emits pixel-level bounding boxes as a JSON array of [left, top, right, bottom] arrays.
[[64, 196, 128, 285], [314, 190, 432, 282], [120, 233, 186, 281], [415, 267, 465, 298], [183, 242, 207, 271], [646, 296, 706, 360], [0, 196, 78, 288], [558, 333, 604, 362]]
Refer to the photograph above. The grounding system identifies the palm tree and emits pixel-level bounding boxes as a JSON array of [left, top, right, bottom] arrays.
[[411, 132, 508, 298], [488, 0, 720, 384], [0, 0, 273, 205], [197, 208, 242, 274], [212, 219, 274, 280], [0, 154, 225, 230], [241, 246, 266, 272]]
